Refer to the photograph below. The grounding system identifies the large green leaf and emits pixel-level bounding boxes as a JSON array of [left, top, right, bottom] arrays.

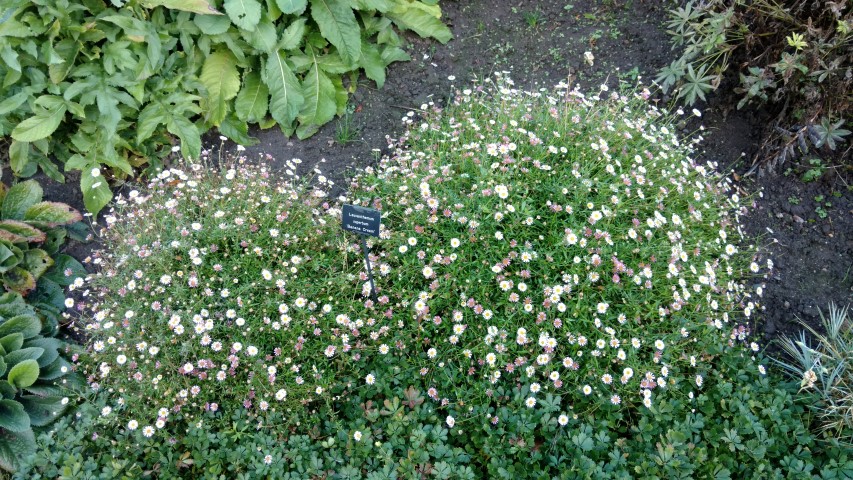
[[141, 0, 223, 14], [0, 315, 40, 340], [7, 359, 39, 389], [235, 72, 269, 123], [264, 51, 304, 127], [23, 202, 82, 227], [278, 18, 307, 50], [276, 0, 306, 14], [80, 168, 112, 217], [200, 50, 240, 126], [193, 13, 232, 34], [310, 0, 361, 65], [166, 115, 202, 161], [21, 249, 53, 281], [355, 0, 393, 12], [0, 220, 46, 244], [10, 104, 67, 143], [387, 2, 451, 44], [38, 357, 70, 382], [2, 267, 37, 295], [22, 338, 62, 368], [359, 41, 385, 88], [297, 51, 337, 139], [8, 141, 30, 178], [4, 347, 44, 371], [0, 399, 29, 432], [1, 180, 43, 220], [219, 115, 259, 146], [0, 425, 36, 473], [243, 18, 278, 52], [0, 241, 23, 274], [19, 395, 67, 427], [0, 335, 23, 355], [43, 254, 86, 287], [223, 0, 262, 30]]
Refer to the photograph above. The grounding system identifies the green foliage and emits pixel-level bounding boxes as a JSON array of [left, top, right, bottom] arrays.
[[0, 180, 86, 335], [0, 0, 451, 215], [16, 352, 853, 478], [658, 0, 852, 168], [775, 304, 853, 446], [0, 291, 77, 473]]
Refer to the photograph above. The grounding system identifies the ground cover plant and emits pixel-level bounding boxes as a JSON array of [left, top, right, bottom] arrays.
[[16, 74, 851, 477], [0, 0, 450, 214], [657, 0, 852, 171]]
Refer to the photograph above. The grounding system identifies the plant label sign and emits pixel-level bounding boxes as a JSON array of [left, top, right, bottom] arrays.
[[342, 204, 381, 237]]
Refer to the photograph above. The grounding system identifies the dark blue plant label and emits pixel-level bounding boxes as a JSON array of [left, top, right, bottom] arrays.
[[342, 204, 381, 237]]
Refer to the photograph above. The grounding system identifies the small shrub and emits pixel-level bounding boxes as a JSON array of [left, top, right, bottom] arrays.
[[775, 303, 853, 445], [76, 74, 770, 455], [658, 0, 852, 169]]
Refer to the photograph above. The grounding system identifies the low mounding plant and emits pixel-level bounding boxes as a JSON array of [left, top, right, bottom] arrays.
[[0, 291, 78, 473], [658, 0, 852, 170], [775, 303, 853, 445], [70, 74, 784, 477], [0, 0, 451, 214]]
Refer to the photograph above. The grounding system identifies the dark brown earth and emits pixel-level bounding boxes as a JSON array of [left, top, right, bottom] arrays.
[[22, 0, 853, 353]]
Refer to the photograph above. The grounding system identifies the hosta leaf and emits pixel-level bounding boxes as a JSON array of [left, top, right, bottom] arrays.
[[200, 50, 240, 126], [8, 140, 30, 177], [23, 202, 82, 227], [141, 0, 222, 14], [1, 180, 43, 220], [194, 13, 232, 35], [276, 0, 306, 14], [21, 249, 54, 281], [297, 51, 337, 138], [0, 425, 35, 473], [43, 255, 86, 287], [19, 395, 67, 427], [4, 347, 44, 371], [310, 0, 361, 65], [387, 3, 451, 44], [359, 41, 385, 88], [0, 220, 46, 244], [235, 72, 269, 122], [8, 359, 39, 389], [0, 335, 22, 355], [278, 18, 307, 50], [264, 51, 304, 127], [10, 104, 66, 143], [3, 267, 37, 295], [0, 315, 40, 340], [223, 0, 262, 30], [166, 115, 202, 161], [0, 399, 29, 432]]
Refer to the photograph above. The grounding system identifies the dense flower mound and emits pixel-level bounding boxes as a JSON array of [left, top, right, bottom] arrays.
[[79, 75, 767, 438]]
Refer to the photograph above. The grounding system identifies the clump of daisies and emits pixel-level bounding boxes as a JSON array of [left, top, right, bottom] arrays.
[[79, 73, 769, 440]]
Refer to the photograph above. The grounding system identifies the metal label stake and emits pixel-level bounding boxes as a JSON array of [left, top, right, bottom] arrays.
[[341, 203, 382, 302]]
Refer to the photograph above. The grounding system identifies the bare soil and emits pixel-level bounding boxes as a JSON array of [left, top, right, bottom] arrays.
[[34, 0, 853, 351]]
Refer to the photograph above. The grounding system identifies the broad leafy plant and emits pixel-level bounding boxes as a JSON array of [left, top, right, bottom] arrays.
[[0, 291, 77, 473], [0, 180, 87, 336], [0, 0, 451, 214]]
